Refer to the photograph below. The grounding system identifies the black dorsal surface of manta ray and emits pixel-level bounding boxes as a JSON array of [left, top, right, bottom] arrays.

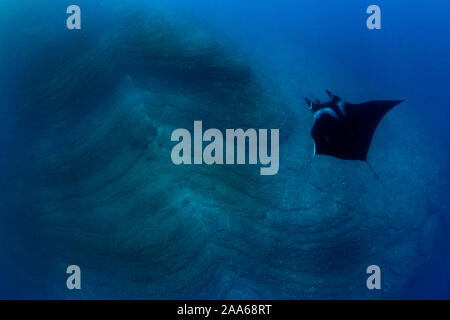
[[306, 90, 403, 161]]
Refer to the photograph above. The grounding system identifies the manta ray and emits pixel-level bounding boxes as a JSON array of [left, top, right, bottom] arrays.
[[306, 90, 403, 162]]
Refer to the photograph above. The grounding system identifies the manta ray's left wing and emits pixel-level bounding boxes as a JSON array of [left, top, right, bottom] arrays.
[[311, 113, 354, 160]]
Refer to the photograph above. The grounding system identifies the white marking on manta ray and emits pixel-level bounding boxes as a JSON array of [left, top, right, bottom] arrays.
[[314, 107, 338, 120]]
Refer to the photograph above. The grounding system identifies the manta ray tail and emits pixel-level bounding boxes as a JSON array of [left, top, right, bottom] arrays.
[[366, 161, 387, 189]]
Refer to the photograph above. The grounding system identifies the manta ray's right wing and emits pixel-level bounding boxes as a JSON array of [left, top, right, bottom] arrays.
[[311, 99, 403, 161], [344, 100, 404, 160]]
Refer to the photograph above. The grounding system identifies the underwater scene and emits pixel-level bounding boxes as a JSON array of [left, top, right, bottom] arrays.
[[1, 0, 450, 299]]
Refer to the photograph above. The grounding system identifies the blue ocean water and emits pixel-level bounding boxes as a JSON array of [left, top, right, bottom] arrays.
[[1, 0, 449, 299]]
